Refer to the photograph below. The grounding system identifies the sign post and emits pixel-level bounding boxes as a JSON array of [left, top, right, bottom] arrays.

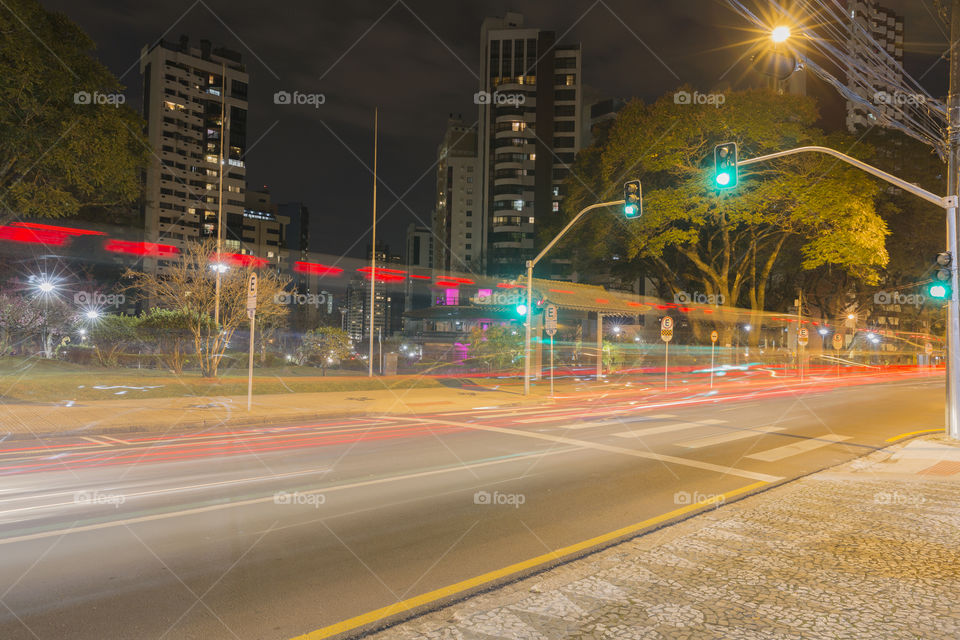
[[710, 330, 718, 389], [925, 341, 934, 368], [661, 316, 674, 389], [545, 305, 557, 396], [832, 332, 843, 377], [246, 273, 257, 411], [798, 327, 809, 381]]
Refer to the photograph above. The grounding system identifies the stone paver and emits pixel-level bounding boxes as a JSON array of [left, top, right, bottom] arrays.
[[369, 437, 960, 640]]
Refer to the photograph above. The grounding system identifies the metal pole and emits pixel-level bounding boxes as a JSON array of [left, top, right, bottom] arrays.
[[596, 313, 603, 380], [946, 0, 960, 439], [710, 341, 715, 389], [521, 199, 624, 395], [524, 260, 533, 395], [550, 335, 554, 396], [664, 341, 669, 390], [368, 109, 378, 377], [247, 310, 255, 411], [214, 63, 226, 326]]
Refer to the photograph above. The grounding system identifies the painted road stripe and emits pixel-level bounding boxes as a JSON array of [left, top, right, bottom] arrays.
[[100, 435, 131, 445], [678, 426, 785, 449], [746, 434, 851, 462], [613, 419, 726, 439], [885, 428, 942, 443], [289, 480, 770, 640], [0, 448, 575, 545], [556, 415, 679, 430], [516, 411, 681, 425], [79, 437, 111, 446], [405, 418, 779, 483]]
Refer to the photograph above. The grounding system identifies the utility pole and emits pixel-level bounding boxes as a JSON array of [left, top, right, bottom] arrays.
[[214, 63, 226, 326], [368, 109, 378, 377], [946, 0, 960, 439]]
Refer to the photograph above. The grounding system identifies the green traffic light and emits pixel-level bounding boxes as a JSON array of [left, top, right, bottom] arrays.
[[624, 204, 638, 217], [715, 172, 731, 187], [516, 304, 528, 316], [929, 284, 949, 299]]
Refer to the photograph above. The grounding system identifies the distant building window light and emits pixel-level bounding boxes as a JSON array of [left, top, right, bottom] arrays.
[[512, 200, 523, 211]]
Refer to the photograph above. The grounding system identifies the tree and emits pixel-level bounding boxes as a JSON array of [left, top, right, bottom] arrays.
[[137, 308, 198, 374], [561, 89, 888, 344], [88, 314, 138, 367], [0, 0, 148, 222], [0, 293, 76, 357], [466, 325, 523, 372], [296, 327, 353, 375], [125, 240, 290, 377]]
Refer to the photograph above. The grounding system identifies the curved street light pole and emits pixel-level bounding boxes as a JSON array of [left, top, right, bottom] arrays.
[[523, 199, 624, 395]]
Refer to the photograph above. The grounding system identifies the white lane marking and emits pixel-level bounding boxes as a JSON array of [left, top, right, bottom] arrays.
[[678, 426, 785, 449], [746, 434, 852, 462], [0, 466, 333, 511], [554, 415, 680, 430], [612, 419, 727, 439], [402, 418, 780, 483], [79, 437, 111, 445], [515, 410, 682, 425], [0, 422, 406, 464], [0, 448, 575, 545], [100, 436, 131, 445]]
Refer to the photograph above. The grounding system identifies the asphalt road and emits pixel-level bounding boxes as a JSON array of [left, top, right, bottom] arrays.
[[0, 370, 945, 639]]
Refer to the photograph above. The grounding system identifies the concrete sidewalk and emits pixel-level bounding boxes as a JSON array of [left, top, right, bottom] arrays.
[[0, 384, 540, 437], [370, 435, 960, 639]]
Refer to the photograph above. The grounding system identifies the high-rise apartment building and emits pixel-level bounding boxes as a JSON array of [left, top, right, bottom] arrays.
[[432, 117, 479, 274], [139, 37, 248, 268], [845, 0, 904, 132], [241, 188, 288, 267], [478, 12, 583, 277]]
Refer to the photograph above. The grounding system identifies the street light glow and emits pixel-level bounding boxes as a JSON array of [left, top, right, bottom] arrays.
[[37, 281, 55, 294], [85, 309, 101, 320], [771, 26, 790, 43]]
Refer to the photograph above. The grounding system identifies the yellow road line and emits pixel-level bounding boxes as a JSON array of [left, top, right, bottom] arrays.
[[291, 479, 770, 640], [885, 428, 942, 443]]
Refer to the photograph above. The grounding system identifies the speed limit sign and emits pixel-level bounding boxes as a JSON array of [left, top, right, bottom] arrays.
[[660, 316, 674, 343]]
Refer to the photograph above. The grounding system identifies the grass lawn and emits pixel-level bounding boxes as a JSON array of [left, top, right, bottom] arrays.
[[0, 357, 443, 402]]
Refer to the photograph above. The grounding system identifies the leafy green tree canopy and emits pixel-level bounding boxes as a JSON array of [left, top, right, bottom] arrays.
[[0, 0, 149, 220]]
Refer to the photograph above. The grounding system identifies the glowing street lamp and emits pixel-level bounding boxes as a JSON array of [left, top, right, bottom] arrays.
[[771, 26, 791, 43], [36, 280, 55, 295], [85, 309, 101, 320]]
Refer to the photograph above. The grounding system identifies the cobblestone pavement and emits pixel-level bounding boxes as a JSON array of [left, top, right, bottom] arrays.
[[369, 438, 960, 639]]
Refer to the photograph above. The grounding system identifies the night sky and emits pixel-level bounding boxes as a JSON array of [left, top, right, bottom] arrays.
[[44, 0, 949, 259]]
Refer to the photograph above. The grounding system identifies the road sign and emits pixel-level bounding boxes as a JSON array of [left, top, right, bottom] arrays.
[[660, 316, 674, 343], [710, 330, 718, 343], [544, 304, 558, 336], [798, 327, 809, 347], [925, 342, 934, 355], [246, 273, 258, 314], [832, 333, 843, 350]]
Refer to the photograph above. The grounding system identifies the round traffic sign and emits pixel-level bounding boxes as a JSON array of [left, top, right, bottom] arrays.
[[832, 333, 843, 350], [925, 342, 934, 355], [710, 330, 718, 343], [798, 327, 809, 346], [661, 316, 673, 330]]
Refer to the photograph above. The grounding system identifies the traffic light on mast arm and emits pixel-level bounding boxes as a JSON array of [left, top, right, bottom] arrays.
[[714, 142, 738, 188], [929, 252, 952, 299], [623, 180, 641, 219]]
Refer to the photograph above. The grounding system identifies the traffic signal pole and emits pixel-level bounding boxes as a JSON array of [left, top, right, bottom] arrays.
[[944, 0, 960, 439], [739, 145, 960, 439], [523, 199, 625, 395]]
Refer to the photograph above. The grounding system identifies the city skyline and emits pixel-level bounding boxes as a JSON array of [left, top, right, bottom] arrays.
[[40, 0, 949, 261]]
